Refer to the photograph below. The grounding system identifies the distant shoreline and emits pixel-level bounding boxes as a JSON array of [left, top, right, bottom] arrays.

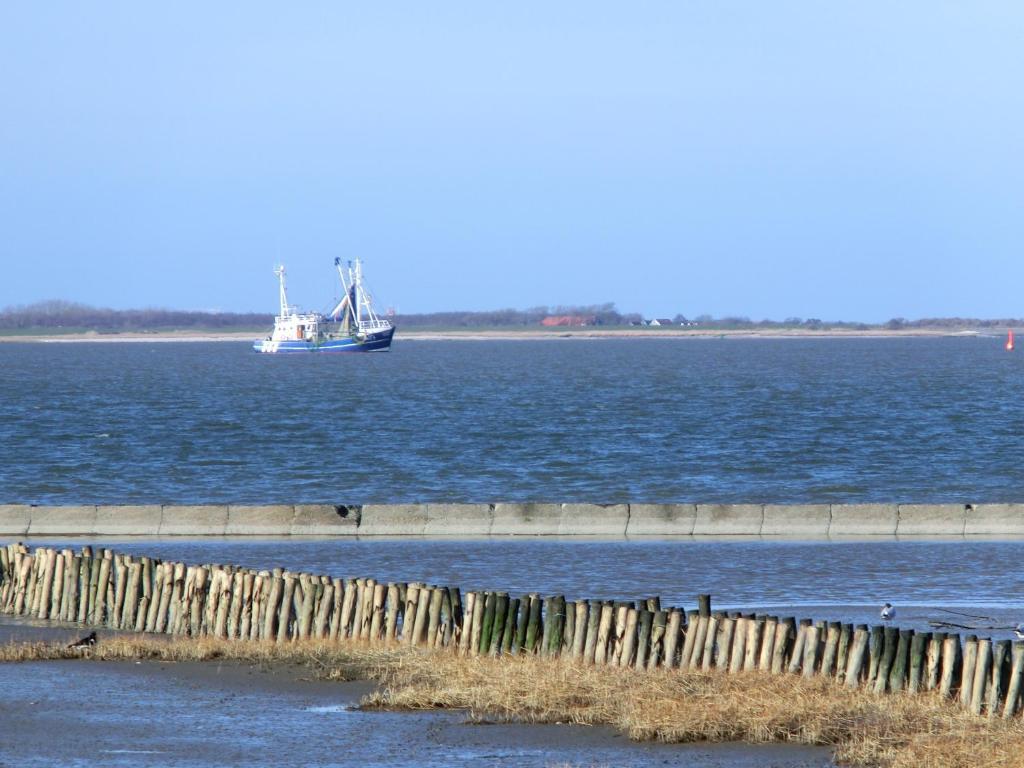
[[0, 327, 991, 342]]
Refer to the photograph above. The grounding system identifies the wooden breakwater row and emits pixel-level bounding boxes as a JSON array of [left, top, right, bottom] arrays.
[[2, 543, 1024, 718], [5, 502, 1024, 536]]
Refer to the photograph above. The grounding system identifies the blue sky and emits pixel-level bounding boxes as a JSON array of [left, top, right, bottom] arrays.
[[1, 3, 1021, 320]]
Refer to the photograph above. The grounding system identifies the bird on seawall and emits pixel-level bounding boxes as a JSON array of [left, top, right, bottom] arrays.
[[880, 603, 895, 621]]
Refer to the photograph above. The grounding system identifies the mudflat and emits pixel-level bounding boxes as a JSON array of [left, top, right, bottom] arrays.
[[0, 618, 833, 767]]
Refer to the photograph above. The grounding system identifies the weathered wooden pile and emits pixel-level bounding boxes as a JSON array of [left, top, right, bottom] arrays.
[[2, 543, 1023, 717]]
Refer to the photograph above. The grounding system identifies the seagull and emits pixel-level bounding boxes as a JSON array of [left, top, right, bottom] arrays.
[[880, 603, 895, 621], [1014, 623, 1024, 641], [67, 631, 97, 649]]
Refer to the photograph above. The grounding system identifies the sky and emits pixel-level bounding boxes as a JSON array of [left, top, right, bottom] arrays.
[[1, 3, 1022, 321]]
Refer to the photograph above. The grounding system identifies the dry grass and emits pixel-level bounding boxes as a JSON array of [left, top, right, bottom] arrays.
[[3, 637, 1023, 768], [362, 654, 1024, 768]]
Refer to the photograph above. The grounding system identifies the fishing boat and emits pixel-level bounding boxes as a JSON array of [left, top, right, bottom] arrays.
[[252, 258, 395, 353]]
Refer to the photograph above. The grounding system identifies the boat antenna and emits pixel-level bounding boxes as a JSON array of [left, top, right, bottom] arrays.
[[274, 265, 291, 318]]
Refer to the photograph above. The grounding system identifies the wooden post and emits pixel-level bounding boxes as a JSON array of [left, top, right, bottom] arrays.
[[759, 616, 777, 672], [64, 554, 80, 622], [716, 616, 736, 669], [688, 611, 710, 669], [908, 631, 928, 693], [447, 587, 463, 648], [437, 588, 453, 647], [350, 578, 366, 640], [662, 609, 683, 669], [730, 615, 748, 673], [227, 571, 245, 638], [835, 623, 852, 681], [135, 557, 152, 633], [802, 622, 821, 679], [458, 592, 477, 655], [470, 591, 486, 655], [293, 576, 314, 639], [49, 551, 65, 621], [260, 575, 281, 640], [925, 632, 945, 691], [969, 638, 991, 715], [561, 600, 576, 656], [788, 619, 810, 674], [549, 596, 566, 658], [988, 640, 1009, 717], [426, 586, 443, 647], [328, 577, 344, 640], [240, 571, 257, 639], [679, 610, 698, 668], [153, 562, 173, 633], [92, 555, 112, 625], [408, 583, 427, 645], [866, 625, 884, 684], [335, 578, 355, 640], [122, 562, 142, 631], [770, 618, 790, 671], [649, 610, 668, 670], [189, 566, 208, 636], [611, 602, 630, 665], [540, 596, 553, 656], [939, 633, 961, 698], [477, 593, 497, 651], [77, 555, 91, 624], [369, 582, 386, 643], [873, 627, 898, 694], [359, 578, 377, 641], [888, 629, 912, 693], [700, 613, 719, 671], [634, 609, 653, 670], [744, 616, 764, 671], [959, 636, 978, 708], [168, 561, 186, 635], [572, 601, 589, 658], [619, 607, 639, 667], [513, 594, 530, 654], [501, 596, 518, 654], [526, 593, 544, 654], [845, 626, 870, 687], [819, 622, 840, 677], [1002, 641, 1024, 718], [37, 549, 56, 620], [110, 558, 128, 628], [593, 602, 614, 665], [488, 592, 508, 655], [383, 583, 400, 643]]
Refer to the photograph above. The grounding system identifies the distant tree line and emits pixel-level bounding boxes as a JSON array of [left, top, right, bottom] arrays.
[[0, 301, 272, 330], [392, 302, 633, 327], [3, 300, 1023, 332]]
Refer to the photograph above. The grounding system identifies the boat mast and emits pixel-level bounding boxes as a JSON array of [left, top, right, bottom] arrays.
[[275, 265, 291, 318], [353, 259, 363, 326]]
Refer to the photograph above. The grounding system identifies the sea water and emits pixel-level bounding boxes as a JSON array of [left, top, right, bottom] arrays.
[[2, 336, 1023, 504]]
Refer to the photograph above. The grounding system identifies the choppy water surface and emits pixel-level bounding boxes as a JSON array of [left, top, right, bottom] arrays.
[[2, 337, 1024, 504]]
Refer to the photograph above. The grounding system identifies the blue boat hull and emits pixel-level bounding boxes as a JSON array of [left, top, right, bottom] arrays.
[[253, 326, 395, 353]]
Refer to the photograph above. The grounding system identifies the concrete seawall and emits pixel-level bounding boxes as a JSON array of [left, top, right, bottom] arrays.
[[1, 502, 1023, 537]]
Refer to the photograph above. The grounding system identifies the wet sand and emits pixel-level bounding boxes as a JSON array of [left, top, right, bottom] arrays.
[[0, 618, 834, 768]]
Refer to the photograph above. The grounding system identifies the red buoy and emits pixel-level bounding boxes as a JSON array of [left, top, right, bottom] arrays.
[[1007, 329, 1015, 351]]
